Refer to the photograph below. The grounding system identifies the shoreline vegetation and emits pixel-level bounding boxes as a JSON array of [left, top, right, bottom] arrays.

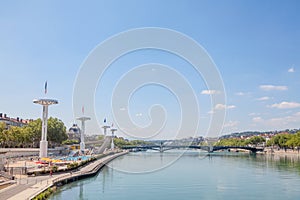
[[214, 131, 300, 154], [0, 119, 67, 149]]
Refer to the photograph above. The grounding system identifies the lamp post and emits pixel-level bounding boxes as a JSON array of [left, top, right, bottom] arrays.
[[33, 99, 58, 158], [110, 128, 117, 150], [77, 116, 91, 153], [102, 125, 110, 136]]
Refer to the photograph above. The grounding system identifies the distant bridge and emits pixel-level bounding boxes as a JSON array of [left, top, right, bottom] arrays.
[[121, 145, 264, 153]]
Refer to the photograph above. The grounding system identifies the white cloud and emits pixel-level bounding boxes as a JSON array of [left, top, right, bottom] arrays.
[[259, 85, 288, 91], [269, 101, 300, 109], [252, 117, 263, 122], [215, 104, 226, 110], [215, 104, 236, 110], [208, 104, 236, 114], [288, 67, 295, 73], [120, 107, 126, 111], [135, 113, 142, 117], [235, 92, 245, 96], [227, 105, 236, 109], [252, 112, 300, 128], [207, 110, 215, 114], [235, 92, 250, 96], [256, 96, 270, 101], [201, 90, 220, 95], [248, 112, 260, 116], [224, 120, 239, 128]]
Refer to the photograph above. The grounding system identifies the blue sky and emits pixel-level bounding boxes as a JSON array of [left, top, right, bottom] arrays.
[[0, 0, 300, 139]]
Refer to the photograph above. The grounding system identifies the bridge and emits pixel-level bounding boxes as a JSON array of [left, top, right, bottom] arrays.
[[121, 145, 264, 153]]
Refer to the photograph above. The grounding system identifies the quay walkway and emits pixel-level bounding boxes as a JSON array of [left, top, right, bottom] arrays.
[[0, 151, 127, 200]]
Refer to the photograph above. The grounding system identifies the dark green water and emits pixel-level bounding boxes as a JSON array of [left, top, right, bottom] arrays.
[[50, 151, 300, 200]]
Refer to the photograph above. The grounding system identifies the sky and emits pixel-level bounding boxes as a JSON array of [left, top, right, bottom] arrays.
[[0, 0, 300, 139]]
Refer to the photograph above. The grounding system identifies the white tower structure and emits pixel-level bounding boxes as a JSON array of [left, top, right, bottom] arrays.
[[77, 116, 91, 153], [33, 99, 58, 158], [102, 125, 110, 136], [33, 81, 58, 158], [110, 128, 117, 150]]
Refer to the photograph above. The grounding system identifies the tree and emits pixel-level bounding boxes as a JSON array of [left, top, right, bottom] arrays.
[[246, 136, 266, 146], [47, 117, 68, 147], [214, 138, 247, 146], [285, 132, 300, 149], [24, 119, 42, 147], [266, 133, 293, 149], [0, 122, 7, 147], [113, 137, 151, 148], [0, 118, 68, 148], [8, 126, 23, 147], [62, 139, 79, 145], [98, 135, 104, 140], [0, 122, 6, 132], [278, 134, 292, 148]]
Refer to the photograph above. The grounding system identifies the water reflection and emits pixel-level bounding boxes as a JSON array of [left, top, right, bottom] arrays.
[[251, 154, 300, 175], [202, 152, 300, 175]]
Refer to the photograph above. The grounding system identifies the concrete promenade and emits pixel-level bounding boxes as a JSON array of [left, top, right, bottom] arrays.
[[0, 151, 127, 200]]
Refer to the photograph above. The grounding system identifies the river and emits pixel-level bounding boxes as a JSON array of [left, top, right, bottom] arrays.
[[50, 151, 300, 200]]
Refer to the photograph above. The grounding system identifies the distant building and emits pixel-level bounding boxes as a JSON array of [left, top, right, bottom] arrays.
[[68, 124, 81, 141], [0, 113, 30, 128]]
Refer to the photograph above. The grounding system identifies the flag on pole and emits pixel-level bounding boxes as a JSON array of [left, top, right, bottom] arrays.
[[104, 118, 106, 123], [82, 106, 84, 115], [44, 81, 47, 94]]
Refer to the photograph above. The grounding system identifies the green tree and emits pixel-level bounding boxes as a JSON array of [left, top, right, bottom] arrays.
[[62, 139, 79, 145], [98, 135, 104, 140], [47, 117, 67, 147], [0, 118, 68, 148], [246, 136, 266, 146], [285, 132, 300, 149], [0, 122, 12, 148], [266, 133, 293, 148], [0, 122, 6, 132], [113, 137, 151, 148], [0, 122, 7, 147], [214, 138, 247, 146], [114, 137, 131, 147], [278, 134, 292, 148], [8, 126, 23, 147], [24, 119, 42, 147]]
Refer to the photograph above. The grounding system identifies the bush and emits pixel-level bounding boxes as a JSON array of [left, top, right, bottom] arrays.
[[33, 188, 53, 200], [67, 162, 79, 170], [52, 165, 58, 172]]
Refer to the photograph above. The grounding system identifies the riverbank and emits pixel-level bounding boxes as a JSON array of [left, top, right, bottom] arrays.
[[265, 147, 300, 155], [222, 147, 300, 155], [0, 151, 128, 200]]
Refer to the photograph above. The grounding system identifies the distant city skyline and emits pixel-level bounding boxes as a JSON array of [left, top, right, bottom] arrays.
[[0, 1, 299, 139]]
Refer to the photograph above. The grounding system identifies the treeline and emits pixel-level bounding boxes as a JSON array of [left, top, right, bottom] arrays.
[[267, 132, 300, 149], [214, 136, 266, 146], [113, 137, 151, 147], [215, 132, 300, 149], [220, 129, 300, 139], [0, 118, 67, 148]]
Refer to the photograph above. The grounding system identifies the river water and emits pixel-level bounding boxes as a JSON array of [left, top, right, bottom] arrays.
[[50, 151, 300, 200]]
